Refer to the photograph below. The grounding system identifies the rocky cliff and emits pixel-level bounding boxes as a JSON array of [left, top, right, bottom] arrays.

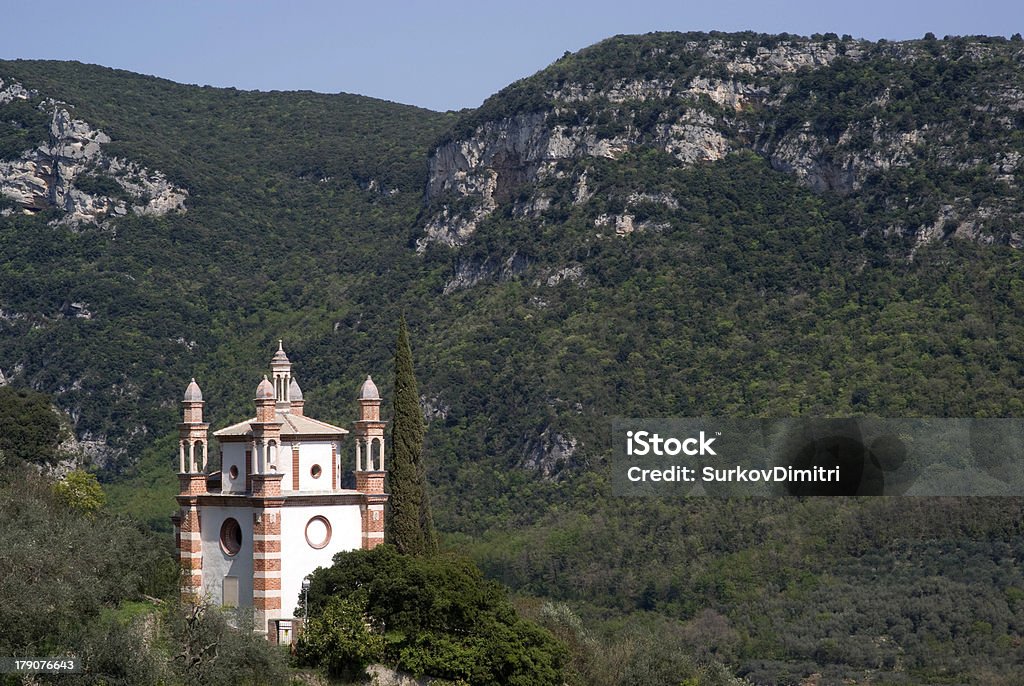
[[419, 33, 1024, 251], [0, 77, 187, 226]]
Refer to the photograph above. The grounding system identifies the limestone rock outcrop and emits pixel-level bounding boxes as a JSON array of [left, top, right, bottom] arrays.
[[417, 36, 1024, 252], [0, 77, 187, 226]]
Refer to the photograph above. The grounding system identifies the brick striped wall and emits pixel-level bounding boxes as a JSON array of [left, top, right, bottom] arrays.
[[252, 504, 282, 636], [178, 507, 203, 600]]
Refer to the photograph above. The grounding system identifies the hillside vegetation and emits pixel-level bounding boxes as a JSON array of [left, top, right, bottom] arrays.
[[2, 33, 1024, 683], [0, 390, 289, 685]]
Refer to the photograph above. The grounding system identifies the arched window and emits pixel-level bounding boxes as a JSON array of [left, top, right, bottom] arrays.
[[369, 438, 382, 470]]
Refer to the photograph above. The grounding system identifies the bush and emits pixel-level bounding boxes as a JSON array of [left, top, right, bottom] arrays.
[[296, 595, 386, 680], [298, 545, 567, 685], [53, 469, 107, 513]]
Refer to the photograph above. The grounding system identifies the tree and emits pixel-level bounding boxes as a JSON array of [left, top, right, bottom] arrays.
[[0, 386, 64, 466], [167, 601, 289, 686], [295, 595, 385, 680], [0, 469, 175, 659], [53, 469, 107, 514], [299, 546, 567, 685], [385, 315, 437, 556]]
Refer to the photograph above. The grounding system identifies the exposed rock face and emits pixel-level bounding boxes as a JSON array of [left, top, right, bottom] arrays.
[[418, 35, 1024, 252], [418, 38, 850, 249], [420, 106, 727, 250], [594, 210, 670, 237], [63, 430, 120, 470], [0, 78, 34, 104], [0, 77, 187, 225], [523, 427, 578, 478], [762, 119, 926, 195], [442, 251, 529, 294], [421, 111, 639, 250], [420, 394, 450, 423], [542, 264, 586, 287]]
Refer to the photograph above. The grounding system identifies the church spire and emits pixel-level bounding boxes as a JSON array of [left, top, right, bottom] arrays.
[[270, 339, 292, 410]]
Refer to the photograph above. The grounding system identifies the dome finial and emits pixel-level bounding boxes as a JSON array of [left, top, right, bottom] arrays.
[[183, 377, 203, 402], [271, 340, 290, 365], [289, 377, 303, 401], [256, 374, 275, 400], [359, 374, 380, 400]]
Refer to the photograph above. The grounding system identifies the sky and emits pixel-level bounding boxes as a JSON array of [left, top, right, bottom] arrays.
[[1, 0, 1021, 112]]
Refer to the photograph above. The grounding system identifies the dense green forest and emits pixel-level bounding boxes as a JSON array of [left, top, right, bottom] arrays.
[[3, 32, 1024, 683]]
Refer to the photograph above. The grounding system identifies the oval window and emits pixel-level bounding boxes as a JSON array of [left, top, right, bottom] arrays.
[[228, 465, 239, 480], [220, 517, 242, 556], [305, 516, 332, 549], [310, 464, 322, 479]]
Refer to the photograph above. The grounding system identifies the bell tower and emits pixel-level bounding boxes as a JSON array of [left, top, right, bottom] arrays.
[[175, 378, 209, 601], [352, 375, 387, 549], [270, 340, 292, 411], [250, 375, 284, 635], [179, 378, 209, 475]]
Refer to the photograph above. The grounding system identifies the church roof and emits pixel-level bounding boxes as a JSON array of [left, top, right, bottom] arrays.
[[213, 411, 348, 438], [289, 377, 303, 401]]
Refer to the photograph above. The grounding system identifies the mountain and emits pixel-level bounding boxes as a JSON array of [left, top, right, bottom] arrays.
[[2, 32, 1024, 683], [421, 31, 1024, 252], [0, 59, 453, 468]]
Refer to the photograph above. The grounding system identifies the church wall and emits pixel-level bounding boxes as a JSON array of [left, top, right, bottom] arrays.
[[222, 443, 248, 493], [199, 504, 255, 608], [282, 440, 337, 492], [278, 503, 362, 619]]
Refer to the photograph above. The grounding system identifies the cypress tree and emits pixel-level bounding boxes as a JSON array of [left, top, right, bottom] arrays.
[[385, 316, 437, 555]]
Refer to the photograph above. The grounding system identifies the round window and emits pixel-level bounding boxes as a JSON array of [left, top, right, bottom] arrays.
[[310, 464, 322, 479], [220, 517, 242, 556], [305, 516, 332, 549], [228, 465, 239, 480]]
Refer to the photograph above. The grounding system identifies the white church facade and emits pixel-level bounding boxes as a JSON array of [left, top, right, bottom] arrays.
[[171, 342, 388, 643]]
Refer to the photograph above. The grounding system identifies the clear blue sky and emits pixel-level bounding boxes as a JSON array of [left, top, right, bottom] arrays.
[[1, 0, 1020, 111]]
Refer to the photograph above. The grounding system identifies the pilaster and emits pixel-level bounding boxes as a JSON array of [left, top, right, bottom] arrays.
[[252, 473, 285, 635], [360, 493, 388, 550]]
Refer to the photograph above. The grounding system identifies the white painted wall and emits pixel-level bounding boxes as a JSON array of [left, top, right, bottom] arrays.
[[281, 440, 339, 492], [199, 505, 254, 607], [278, 503, 362, 620], [221, 443, 247, 493]]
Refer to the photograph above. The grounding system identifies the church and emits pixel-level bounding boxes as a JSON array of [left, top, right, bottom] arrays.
[[171, 342, 388, 644]]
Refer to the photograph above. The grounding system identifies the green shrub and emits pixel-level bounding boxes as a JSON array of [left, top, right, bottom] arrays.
[[298, 546, 567, 685]]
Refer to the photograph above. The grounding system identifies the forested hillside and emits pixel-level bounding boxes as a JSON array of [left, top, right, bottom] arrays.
[[3, 32, 1024, 683]]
